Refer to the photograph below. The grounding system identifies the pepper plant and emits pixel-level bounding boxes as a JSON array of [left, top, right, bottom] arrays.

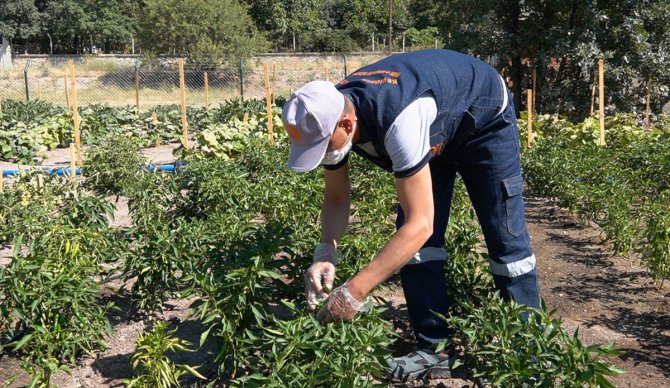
[[523, 114, 670, 282], [83, 134, 148, 196], [0, 225, 115, 386], [234, 302, 394, 387], [441, 296, 624, 387], [123, 321, 205, 388]]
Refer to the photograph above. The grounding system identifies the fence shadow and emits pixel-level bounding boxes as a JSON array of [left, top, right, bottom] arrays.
[[95, 69, 241, 90]]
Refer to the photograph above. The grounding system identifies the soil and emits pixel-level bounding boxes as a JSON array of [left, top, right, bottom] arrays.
[[1, 145, 669, 387], [523, 197, 669, 388]]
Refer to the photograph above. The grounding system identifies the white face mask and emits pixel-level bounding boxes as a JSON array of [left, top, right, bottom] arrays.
[[321, 126, 354, 166]]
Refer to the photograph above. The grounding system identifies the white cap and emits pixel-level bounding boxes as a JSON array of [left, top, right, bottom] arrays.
[[281, 81, 345, 172]]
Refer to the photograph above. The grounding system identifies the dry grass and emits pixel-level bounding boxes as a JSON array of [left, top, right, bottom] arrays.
[[0, 87, 247, 109], [0, 54, 387, 109]]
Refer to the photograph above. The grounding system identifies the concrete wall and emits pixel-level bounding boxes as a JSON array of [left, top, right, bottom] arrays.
[[11, 54, 138, 69], [8, 52, 388, 70], [0, 37, 11, 70]]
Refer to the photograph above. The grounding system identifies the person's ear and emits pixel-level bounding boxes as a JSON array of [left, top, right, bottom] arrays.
[[341, 118, 354, 133]]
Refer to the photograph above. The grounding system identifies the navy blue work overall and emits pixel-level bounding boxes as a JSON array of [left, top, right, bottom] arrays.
[[335, 49, 541, 350]]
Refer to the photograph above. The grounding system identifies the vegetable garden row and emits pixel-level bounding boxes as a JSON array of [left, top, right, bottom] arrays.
[[521, 113, 670, 283], [0, 98, 282, 165], [1, 98, 659, 386]]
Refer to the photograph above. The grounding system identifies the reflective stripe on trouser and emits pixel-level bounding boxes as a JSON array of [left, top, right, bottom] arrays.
[[396, 91, 541, 350], [407, 246, 447, 265]]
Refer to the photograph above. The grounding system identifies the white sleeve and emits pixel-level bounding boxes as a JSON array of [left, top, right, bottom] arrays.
[[384, 92, 437, 174]]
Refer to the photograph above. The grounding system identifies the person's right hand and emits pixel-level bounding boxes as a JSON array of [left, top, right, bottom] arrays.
[[305, 243, 341, 310]]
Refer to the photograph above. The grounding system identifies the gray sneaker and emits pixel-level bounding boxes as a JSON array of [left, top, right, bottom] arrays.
[[385, 348, 457, 381]]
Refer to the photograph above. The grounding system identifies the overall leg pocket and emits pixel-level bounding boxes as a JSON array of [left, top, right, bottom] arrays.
[[502, 175, 526, 237]]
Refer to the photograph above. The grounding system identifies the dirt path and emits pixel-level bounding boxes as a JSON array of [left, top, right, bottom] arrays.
[[525, 196, 670, 387], [380, 196, 670, 387], [1, 145, 669, 386]]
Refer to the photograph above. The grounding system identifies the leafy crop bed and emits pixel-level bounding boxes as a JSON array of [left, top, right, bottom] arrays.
[[0, 98, 281, 164], [522, 113, 670, 283], [0, 102, 632, 387]]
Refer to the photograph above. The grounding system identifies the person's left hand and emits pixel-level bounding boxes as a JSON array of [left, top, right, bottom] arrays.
[[316, 283, 364, 324]]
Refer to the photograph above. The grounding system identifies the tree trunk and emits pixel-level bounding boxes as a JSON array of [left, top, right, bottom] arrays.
[[553, 1, 579, 114], [509, 0, 523, 115]]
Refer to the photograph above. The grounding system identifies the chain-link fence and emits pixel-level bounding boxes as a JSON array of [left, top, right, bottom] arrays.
[[0, 54, 388, 110]]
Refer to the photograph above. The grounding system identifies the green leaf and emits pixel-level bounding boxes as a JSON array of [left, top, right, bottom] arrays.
[[10, 333, 34, 351]]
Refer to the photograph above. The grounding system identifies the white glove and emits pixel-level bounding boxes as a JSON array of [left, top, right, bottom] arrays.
[[316, 283, 365, 323], [305, 243, 342, 310]]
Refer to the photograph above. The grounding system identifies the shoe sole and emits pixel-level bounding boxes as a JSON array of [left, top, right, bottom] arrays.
[[389, 364, 452, 381]]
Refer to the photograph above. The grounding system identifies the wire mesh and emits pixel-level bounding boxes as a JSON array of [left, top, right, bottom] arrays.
[[0, 54, 389, 110]]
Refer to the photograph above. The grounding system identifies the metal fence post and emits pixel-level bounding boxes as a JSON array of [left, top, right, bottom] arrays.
[[239, 57, 245, 101], [24, 62, 30, 101], [343, 54, 348, 78], [134, 58, 141, 114]]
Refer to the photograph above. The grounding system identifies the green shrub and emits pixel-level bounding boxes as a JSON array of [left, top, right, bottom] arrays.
[[235, 303, 393, 387], [0, 225, 114, 386], [441, 296, 624, 387], [523, 115, 670, 281], [0, 99, 71, 163], [0, 172, 113, 244], [123, 321, 205, 388], [643, 193, 670, 283], [83, 135, 148, 195]]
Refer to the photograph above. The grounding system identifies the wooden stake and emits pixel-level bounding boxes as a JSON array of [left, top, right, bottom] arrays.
[[0, 171, 4, 193], [37, 174, 44, 190], [598, 59, 605, 146], [135, 68, 140, 115], [64, 73, 70, 109], [68, 60, 82, 165], [645, 75, 652, 131], [263, 64, 274, 145], [204, 71, 209, 109], [69, 143, 76, 179], [527, 89, 533, 148], [179, 58, 188, 149], [151, 111, 160, 146], [243, 112, 249, 123], [324, 63, 329, 81], [531, 68, 537, 115], [272, 64, 276, 104]]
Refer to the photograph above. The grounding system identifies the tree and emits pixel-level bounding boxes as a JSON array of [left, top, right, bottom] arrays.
[[336, 0, 387, 50], [243, 0, 411, 52], [39, 0, 87, 53], [321, 0, 412, 52], [592, 0, 670, 116], [138, 0, 268, 64], [407, 0, 439, 30], [243, 0, 325, 50], [84, 0, 139, 53], [416, 0, 670, 120], [403, 27, 442, 50], [0, 0, 42, 50], [33, 0, 138, 54]]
